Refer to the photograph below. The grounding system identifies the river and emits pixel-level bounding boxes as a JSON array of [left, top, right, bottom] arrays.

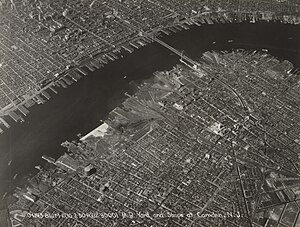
[[0, 21, 299, 200]]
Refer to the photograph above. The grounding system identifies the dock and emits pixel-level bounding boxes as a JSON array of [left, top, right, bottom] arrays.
[[192, 19, 201, 26], [41, 90, 51, 100], [105, 54, 114, 61], [24, 99, 36, 108], [168, 27, 177, 33], [18, 105, 29, 116], [42, 155, 55, 164], [98, 56, 108, 64], [76, 67, 88, 76], [36, 94, 45, 104], [122, 45, 134, 53], [69, 71, 82, 82], [57, 80, 67, 88], [129, 42, 139, 49], [90, 60, 101, 69], [69, 75, 77, 82], [173, 25, 182, 31], [0, 117, 10, 128], [179, 23, 189, 30], [9, 111, 22, 122], [142, 38, 152, 44], [49, 86, 58, 94], [197, 17, 206, 24], [109, 52, 118, 60], [61, 76, 73, 86], [84, 63, 95, 72]]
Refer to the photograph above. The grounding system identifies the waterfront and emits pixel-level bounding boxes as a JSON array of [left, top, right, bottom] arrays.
[[0, 21, 300, 200]]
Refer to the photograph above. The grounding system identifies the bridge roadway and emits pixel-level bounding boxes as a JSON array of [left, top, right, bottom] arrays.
[[153, 37, 199, 67], [153, 37, 249, 113]]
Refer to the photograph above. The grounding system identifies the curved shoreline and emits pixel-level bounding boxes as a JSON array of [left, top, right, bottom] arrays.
[[1, 20, 300, 206], [1, 10, 300, 131]]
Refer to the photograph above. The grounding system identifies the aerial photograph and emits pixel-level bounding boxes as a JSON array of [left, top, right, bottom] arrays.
[[0, 0, 300, 226]]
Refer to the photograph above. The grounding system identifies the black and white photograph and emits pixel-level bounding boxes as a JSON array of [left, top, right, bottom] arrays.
[[0, 0, 300, 226]]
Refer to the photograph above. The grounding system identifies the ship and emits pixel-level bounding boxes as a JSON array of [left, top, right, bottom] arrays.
[[8, 160, 12, 166], [228, 40, 234, 43], [13, 174, 18, 180]]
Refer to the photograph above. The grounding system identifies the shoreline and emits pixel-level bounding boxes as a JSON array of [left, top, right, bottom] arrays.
[[1, 20, 300, 206], [6, 49, 300, 226], [1, 10, 300, 133], [5, 48, 300, 200]]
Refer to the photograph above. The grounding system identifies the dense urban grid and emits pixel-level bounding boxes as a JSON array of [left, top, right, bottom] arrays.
[[7, 50, 300, 226], [0, 0, 300, 132]]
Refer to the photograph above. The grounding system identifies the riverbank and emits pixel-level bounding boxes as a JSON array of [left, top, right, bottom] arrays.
[[1, 10, 299, 132], [1, 21, 300, 202]]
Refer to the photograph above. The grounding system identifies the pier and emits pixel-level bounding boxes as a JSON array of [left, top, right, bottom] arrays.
[[57, 80, 67, 88], [129, 42, 139, 49], [122, 45, 134, 53], [49, 86, 58, 94], [9, 111, 22, 122], [35, 94, 45, 104], [61, 76, 73, 86], [25, 99, 36, 108], [84, 63, 95, 72], [41, 90, 51, 100], [18, 105, 29, 116], [69, 71, 82, 81], [0, 117, 10, 128], [76, 67, 88, 76], [105, 54, 114, 61], [90, 60, 101, 69]]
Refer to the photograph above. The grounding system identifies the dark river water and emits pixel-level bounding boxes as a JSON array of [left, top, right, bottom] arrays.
[[0, 21, 300, 201]]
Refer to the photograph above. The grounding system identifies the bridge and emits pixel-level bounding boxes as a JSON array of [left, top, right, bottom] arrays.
[[153, 37, 199, 67]]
